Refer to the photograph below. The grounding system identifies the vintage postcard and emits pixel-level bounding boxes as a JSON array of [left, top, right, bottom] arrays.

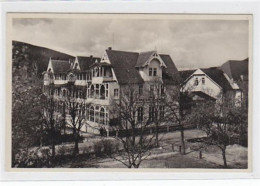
[[5, 13, 252, 172]]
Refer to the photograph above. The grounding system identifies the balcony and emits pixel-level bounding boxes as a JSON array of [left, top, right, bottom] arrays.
[[92, 76, 113, 84], [54, 80, 68, 85]]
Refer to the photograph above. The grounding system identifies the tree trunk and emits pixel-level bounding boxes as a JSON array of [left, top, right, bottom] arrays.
[[73, 128, 79, 156], [156, 123, 159, 148], [180, 124, 186, 155], [133, 164, 139, 168], [51, 142, 55, 157], [73, 138, 79, 156], [222, 148, 228, 168], [40, 123, 43, 147], [51, 123, 55, 158]]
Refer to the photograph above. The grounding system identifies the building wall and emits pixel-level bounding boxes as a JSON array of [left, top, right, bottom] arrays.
[[182, 73, 222, 99]]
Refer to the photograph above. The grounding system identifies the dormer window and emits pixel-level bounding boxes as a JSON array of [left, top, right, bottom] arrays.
[[153, 68, 157, 76], [149, 68, 153, 76], [149, 68, 157, 76], [195, 77, 199, 86], [202, 77, 205, 85]]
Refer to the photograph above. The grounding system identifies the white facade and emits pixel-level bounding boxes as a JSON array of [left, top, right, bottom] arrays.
[[182, 69, 222, 99]]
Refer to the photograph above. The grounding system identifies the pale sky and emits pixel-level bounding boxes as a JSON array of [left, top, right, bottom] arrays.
[[12, 18, 249, 69]]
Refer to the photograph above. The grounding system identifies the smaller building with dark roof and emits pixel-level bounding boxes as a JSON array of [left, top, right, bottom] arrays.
[[180, 66, 243, 104]]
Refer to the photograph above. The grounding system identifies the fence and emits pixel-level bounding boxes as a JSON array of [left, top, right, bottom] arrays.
[[107, 124, 197, 138]]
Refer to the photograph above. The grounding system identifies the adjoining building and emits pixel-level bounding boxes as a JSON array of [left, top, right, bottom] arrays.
[[221, 58, 249, 106], [179, 58, 249, 106], [43, 47, 180, 135]]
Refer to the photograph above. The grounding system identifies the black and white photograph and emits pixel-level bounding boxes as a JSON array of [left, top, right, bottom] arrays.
[[8, 13, 251, 170]]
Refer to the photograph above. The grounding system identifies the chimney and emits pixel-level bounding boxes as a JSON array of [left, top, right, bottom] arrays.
[[108, 47, 112, 50]]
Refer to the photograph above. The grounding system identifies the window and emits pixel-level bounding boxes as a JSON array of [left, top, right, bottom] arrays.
[[159, 106, 165, 120], [149, 68, 153, 76], [139, 84, 143, 96], [100, 85, 105, 99], [105, 84, 109, 98], [149, 106, 155, 122], [137, 107, 143, 122], [90, 85, 95, 98], [63, 89, 66, 97], [90, 106, 94, 122], [153, 68, 157, 76], [95, 84, 100, 98], [85, 105, 89, 118], [195, 77, 199, 86], [100, 107, 105, 124], [95, 106, 100, 123], [114, 89, 119, 98], [202, 77, 205, 85], [95, 67, 100, 77]]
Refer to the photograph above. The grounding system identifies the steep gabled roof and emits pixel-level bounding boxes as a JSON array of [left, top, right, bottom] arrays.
[[201, 67, 233, 91], [160, 54, 180, 85], [51, 59, 71, 73], [106, 49, 144, 84], [179, 69, 196, 83], [221, 58, 248, 81], [77, 56, 101, 71], [135, 51, 155, 67]]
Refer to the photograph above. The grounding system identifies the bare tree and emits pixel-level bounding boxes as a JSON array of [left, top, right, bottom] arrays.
[[63, 86, 88, 156], [109, 83, 156, 168], [147, 79, 168, 148], [164, 85, 194, 155], [42, 82, 63, 158]]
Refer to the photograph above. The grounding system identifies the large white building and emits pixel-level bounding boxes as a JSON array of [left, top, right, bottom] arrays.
[[43, 47, 180, 135]]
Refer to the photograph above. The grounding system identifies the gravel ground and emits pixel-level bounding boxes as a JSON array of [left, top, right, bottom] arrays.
[[51, 129, 247, 169], [25, 129, 246, 169]]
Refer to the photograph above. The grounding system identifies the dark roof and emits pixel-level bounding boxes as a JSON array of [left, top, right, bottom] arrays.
[[179, 69, 196, 83], [106, 49, 180, 85], [106, 49, 144, 84], [135, 51, 155, 67], [77, 56, 101, 71], [201, 67, 233, 91], [51, 60, 71, 73], [190, 91, 216, 101], [160, 54, 180, 85], [221, 58, 248, 81]]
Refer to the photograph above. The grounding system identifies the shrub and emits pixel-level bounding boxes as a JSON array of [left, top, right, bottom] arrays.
[[93, 141, 103, 157], [93, 139, 120, 157], [103, 140, 113, 155], [13, 147, 52, 168]]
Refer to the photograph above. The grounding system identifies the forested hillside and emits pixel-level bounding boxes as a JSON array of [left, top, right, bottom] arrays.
[[12, 40, 75, 77]]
